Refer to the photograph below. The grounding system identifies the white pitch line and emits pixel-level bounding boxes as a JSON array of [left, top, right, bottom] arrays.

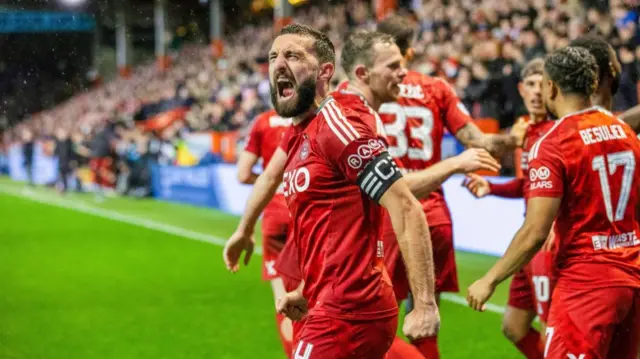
[[0, 184, 505, 315]]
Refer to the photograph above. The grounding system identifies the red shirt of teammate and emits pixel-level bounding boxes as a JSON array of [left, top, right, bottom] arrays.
[[528, 107, 640, 358], [244, 109, 290, 280], [377, 71, 471, 298]]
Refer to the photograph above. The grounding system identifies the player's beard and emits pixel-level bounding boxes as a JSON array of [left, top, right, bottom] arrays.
[[271, 78, 317, 118]]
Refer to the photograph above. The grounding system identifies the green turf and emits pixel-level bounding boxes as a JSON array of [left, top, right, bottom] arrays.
[[0, 177, 522, 358]]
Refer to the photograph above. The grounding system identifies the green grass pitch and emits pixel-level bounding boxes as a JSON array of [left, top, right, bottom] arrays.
[[0, 177, 523, 358]]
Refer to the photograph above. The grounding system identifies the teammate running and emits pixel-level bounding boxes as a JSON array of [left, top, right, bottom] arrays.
[[236, 108, 292, 357], [225, 24, 439, 358], [376, 15, 525, 358], [468, 46, 640, 359], [464, 58, 554, 359]]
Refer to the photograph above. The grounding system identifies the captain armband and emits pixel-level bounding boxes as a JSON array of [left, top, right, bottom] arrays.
[[356, 151, 403, 203]]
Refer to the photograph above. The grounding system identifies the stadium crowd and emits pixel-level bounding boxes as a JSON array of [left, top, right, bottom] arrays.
[[3, 0, 640, 193]]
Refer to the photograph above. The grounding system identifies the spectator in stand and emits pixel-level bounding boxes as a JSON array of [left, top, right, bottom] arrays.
[[54, 128, 73, 193], [89, 121, 114, 198], [21, 128, 34, 187]]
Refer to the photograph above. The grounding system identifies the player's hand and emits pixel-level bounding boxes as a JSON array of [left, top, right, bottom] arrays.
[[223, 229, 255, 272], [463, 173, 491, 198], [276, 290, 308, 321], [510, 117, 530, 148], [453, 148, 501, 174], [466, 277, 497, 312], [403, 304, 441, 340]]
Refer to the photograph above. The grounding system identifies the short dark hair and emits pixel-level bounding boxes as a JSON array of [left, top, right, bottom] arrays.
[[341, 30, 396, 79], [569, 35, 614, 84], [520, 58, 544, 79], [377, 15, 415, 56], [544, 46, 599, 96], [278, 23, 335, 65]]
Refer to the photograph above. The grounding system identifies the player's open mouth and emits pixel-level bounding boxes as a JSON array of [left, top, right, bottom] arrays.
[[531, 98, 542, 107], [277, 78, 295, 99]]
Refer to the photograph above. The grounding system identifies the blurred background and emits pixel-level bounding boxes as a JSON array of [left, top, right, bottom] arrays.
[[3, 0, 640, 196]]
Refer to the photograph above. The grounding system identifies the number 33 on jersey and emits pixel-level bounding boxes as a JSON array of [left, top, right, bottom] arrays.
[[378, 71, 472, 171]]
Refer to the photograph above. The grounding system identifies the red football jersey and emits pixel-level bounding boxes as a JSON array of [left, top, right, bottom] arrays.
[[244, 109, 290, 216], [330, 88, 387, 142], [280, 97, 398, 320], [528, 106, 640, 290], [378, 71, 472, 225], [521, 119, 556, 201]]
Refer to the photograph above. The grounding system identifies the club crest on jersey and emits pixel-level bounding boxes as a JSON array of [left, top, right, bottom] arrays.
[[300, 140, 310, 160], [398, 84, 424, 99]]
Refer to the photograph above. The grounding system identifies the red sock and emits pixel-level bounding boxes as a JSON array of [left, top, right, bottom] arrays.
[[386, 337, 425, 359], [411, 336, 439, 359], [275, 313, 294, 359], [515, 328, 544, 359]]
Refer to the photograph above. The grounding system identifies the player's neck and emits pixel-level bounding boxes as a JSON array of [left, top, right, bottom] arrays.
[[292, 94, 329, 126], [347, 83, 380, 111], [592, 90, 613, 112], [555, 95, 593, 119]]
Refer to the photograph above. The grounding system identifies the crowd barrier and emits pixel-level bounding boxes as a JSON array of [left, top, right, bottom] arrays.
[[6, 143, 523, 256]]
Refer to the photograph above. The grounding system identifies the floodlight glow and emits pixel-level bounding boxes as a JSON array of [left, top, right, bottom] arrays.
[[58, 0, 87, 6]]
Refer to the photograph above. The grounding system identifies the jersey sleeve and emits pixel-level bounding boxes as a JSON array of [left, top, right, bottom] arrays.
[[527, 139, 565, 198], [434, 78, 473, 135], [244, 116, 263, 156], [319, 101, 403, 203], [278, 126, 295, 154]]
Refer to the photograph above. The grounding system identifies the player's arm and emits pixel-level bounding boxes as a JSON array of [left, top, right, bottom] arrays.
[[620, 104, 640, 134], [380, 177, 437, 306], [404, 148, 501, 199], [463, 174, 524, 198], [467, 139, 563, 311], [455, 123, 524, 157], [467, 196, 560, 311], [236, 150, 260, 184], [223, 147, 287, 272]]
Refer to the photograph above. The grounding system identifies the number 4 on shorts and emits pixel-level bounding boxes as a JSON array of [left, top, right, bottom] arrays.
[[294, 341, 313, 359]]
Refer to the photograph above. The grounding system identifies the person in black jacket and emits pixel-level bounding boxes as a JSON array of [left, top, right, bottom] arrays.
[[21, 128, 34, 186], [54, 128, 73, 193]]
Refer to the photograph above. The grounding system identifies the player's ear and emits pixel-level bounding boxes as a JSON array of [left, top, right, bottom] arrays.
[[549, 80, 558, 100], [517, 82, 525, 98], [405, 48, 415, 62], [318, 62, 335, 84], [354, 64, 369, 82]]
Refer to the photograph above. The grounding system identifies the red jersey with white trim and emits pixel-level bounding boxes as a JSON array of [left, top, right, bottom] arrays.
[[528, 106, 640, 290], [280, 97, 397, 320], [521, 118, 556, 201], [330, 87, 388, 143], [379, 71, 472, 225], [244, 109, 290, 216]]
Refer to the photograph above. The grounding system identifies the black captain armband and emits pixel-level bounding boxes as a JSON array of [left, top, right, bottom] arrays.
[[356, 151, 403, 203]]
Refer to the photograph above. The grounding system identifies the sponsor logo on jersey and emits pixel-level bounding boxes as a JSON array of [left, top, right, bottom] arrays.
[[283, 167, 311, 197], [357, 144, 374, 158], [591, 232, 640, 251], [369, 139, 382, 150], [530, 166, 550, 181], [348, 154, 364, 169], [398, 84, 424, 99]]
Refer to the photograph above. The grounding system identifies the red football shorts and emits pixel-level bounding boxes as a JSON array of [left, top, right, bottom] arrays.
[[382, 218, 459, 300], [508, 250, 554, 323], [261, 214, 289, 281], [545, 285, 640, 359], [293, 315, 397, 359]]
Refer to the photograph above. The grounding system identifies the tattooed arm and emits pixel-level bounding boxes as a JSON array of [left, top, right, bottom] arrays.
[[455, 122, 525, 158]]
